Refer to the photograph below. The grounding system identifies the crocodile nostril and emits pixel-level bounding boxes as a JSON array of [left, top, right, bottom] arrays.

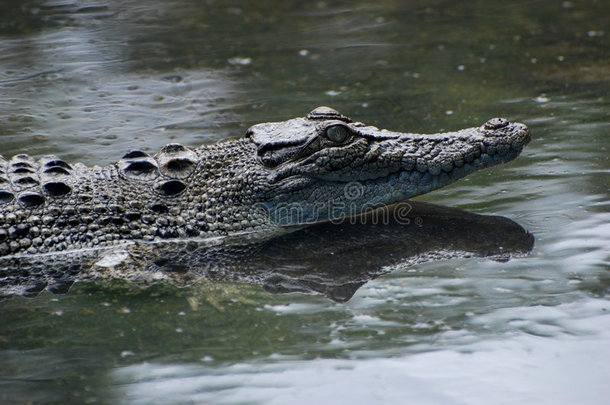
[[484, 117, 509, 130]]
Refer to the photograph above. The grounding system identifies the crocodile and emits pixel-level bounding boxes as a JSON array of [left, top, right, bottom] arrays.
[[0, 107, 531, 257]]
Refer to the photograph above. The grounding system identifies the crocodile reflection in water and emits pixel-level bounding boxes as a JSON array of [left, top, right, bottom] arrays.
[[0, 201, 534, 302]]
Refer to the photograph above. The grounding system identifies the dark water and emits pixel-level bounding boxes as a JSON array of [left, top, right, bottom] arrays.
[[0, 0, 608, 404]]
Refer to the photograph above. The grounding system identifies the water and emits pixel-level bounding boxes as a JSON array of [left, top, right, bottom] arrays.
[[0, 0, 608, 404]]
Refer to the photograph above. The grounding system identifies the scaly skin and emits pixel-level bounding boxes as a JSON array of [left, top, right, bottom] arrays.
[[0, 107, 531, 256]]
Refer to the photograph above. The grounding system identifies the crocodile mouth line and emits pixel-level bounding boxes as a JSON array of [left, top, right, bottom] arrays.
[[271, 145, 519, 202]]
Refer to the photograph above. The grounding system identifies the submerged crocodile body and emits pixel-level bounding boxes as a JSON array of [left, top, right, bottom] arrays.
[[0, 201, 535, 301], [0, 107, 531, 257]]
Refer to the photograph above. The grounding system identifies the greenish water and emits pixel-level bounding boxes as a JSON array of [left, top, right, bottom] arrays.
[[0, 0, 608, 404]]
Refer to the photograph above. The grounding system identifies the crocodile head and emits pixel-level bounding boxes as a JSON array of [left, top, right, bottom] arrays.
[[246, 106, 531, 226]]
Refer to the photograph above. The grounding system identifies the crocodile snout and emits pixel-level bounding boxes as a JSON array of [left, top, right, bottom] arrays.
[[484, 117, 509, 130]]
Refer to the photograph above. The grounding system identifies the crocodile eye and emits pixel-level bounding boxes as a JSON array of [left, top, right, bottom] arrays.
[[325, 125, 350, 143]]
